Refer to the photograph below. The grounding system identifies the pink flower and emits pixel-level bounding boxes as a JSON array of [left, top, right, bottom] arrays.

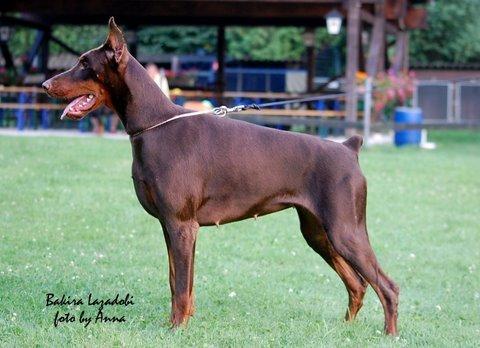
[[386, 88, 395, 101]]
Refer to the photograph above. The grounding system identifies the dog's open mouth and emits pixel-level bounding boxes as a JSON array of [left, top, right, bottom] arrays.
[[61, 94, 97, 120]]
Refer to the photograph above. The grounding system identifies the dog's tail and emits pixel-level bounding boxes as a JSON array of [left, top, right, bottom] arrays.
[[342, 135, 363, 153]]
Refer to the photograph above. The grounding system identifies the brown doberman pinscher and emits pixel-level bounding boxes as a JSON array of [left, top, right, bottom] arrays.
[[43, 18, 399, 335]]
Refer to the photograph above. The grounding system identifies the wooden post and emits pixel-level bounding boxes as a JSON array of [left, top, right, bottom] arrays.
[[359, 24, 365, 73], [379, 31, 386, 72], [0, 42, 15, 70], [216, 26, 226, 104], [346, 0, 361, 134], [305, 27, 316, 94], [403, 32, 409, 70], [39, 27, 50, 73], [363, 77, 373, 146], [366, 1, 385, 77], [392, 30, 407, 73]]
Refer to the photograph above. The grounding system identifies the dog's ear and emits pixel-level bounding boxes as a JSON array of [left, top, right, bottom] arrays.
[[104, 17, 128, 68]]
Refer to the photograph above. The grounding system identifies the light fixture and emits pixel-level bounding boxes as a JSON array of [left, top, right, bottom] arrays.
[[325, 9, 343, 35]]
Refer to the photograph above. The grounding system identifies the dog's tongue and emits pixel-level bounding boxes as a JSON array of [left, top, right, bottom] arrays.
[[61, 94, 95, 120]]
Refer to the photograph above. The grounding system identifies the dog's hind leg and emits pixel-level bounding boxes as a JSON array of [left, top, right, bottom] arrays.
[[297, 207, 368, 321], [162, 219, 199, 328], [321, 175, 399, 335]]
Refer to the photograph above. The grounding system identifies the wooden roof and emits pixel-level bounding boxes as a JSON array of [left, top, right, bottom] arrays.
[[1, 0, 427, 27]]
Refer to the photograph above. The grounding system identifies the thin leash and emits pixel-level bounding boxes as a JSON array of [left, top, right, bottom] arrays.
[[129, 92, 346, 138]]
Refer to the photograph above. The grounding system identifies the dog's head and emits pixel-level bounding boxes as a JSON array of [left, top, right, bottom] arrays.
[[42, 17, 129, 120]]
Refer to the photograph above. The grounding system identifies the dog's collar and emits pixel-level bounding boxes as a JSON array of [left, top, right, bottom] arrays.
[[128, 104, 259, 138], [129, 109, 219, 138]]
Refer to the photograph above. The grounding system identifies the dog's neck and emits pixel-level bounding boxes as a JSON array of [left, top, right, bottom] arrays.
[[109, 53, 186, 135]]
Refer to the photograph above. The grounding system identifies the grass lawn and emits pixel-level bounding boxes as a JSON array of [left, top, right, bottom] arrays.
[[0, 130, 479, 347]]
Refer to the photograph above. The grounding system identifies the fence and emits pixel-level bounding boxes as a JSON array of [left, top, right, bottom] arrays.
[[413, 79, 480, 122], [1, 80, 479, 139], [455, 81, 480, 122], [413, 80, 453, 121], [0, 86, 352, 134]]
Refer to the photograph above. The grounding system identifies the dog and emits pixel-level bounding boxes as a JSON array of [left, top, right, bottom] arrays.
[[43, 18, 399, 335]]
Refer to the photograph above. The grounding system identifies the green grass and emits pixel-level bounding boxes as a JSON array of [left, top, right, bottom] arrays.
[[0, 131, 479, 347]]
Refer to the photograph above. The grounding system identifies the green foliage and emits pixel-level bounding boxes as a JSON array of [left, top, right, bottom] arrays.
[[7, 25, 343, 63], [9, 28, 35, 58], [227, 27, 344, 61], [7, 26, 105, 57], [0, 131, 479, 346], [409, 0, 480, 64], [138, 26, 217, 55], [51, 26, 106, 54], [226, 27, 305, 61]]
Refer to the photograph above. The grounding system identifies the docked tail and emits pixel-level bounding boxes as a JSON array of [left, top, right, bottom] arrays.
[[343, 135, 363, 153]]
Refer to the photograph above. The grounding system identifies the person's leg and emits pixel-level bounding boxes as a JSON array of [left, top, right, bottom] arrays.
[[90, 115, 101, 134], [109, 114, 120, 133]]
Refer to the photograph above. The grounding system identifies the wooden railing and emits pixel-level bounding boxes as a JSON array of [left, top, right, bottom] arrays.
[[0, 86, 44, 93], [0, 103, 66, 110], [0, 86, 349, 120]]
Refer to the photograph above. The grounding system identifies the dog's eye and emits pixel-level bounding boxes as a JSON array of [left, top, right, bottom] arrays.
[[80, 60, 89, 69]]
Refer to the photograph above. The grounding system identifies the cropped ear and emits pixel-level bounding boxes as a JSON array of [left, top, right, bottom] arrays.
[[104, 17, 128, 66]]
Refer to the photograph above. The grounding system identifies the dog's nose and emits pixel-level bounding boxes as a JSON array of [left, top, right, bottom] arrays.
[[42, 80, 52, 91]]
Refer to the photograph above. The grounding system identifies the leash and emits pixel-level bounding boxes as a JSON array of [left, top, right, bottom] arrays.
[[129, 93, 345, 138]]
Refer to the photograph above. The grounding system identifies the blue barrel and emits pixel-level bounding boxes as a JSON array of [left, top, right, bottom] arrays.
[[394, 107, 423, 146]]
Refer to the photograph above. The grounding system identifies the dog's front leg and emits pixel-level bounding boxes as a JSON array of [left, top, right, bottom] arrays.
[[163, 219, 199, 328]]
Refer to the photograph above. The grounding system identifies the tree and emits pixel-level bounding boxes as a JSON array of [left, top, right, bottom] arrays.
[[226, 27, 304, 61], [138, 26, 217, 55], [409, 0, 480, 64], [51, 26, 105, 54], [7, 25, 342, 64]]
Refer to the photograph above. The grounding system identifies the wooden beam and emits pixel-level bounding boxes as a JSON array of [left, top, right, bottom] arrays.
[[359, 23, 365, 72], [305, 27, 316, 94], [0, 42, 15, 69], [1, 2, 343, 26], [0, 103, 66, 110], [39, 27, 50, 73], [403, 31, 409, 70], [345, 0, 361, 130], [366, 1, 385, 76], [216, 26, 226, 104], [360, 9, 397, 34], [49, 35, 81, 56], [392, 30, 407, 72], [0, 15, 50, 31]]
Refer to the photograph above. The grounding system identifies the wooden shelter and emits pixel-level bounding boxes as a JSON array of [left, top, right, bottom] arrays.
[[0, 0, 428, 122]]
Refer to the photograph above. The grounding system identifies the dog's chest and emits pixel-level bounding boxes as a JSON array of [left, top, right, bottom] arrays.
[[131, 175, 160, 218]]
